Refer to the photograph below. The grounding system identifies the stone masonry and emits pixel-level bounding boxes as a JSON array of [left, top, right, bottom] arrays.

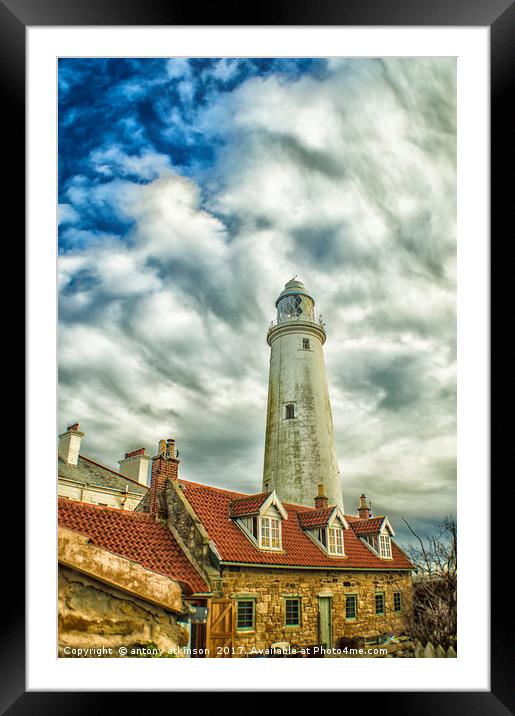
[[222, 566, 413, 651], [58, 565, 189, 657]]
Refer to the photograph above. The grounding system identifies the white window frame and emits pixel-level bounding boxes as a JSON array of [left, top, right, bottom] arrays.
[[328, 526, 344, 555], [259, 515, 282, 551], [379, 533, 392, 558]]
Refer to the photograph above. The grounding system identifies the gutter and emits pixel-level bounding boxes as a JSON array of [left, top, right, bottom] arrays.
[[218, 561, 413, 572]]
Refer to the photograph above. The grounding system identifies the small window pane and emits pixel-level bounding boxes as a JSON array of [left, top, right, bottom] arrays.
[[285, 404, 295, 419], [285, 598, 300, 626], [302, 338, 310, 349], [345, 594, 357, 620], [393, 592, 402, 613], [375, 592, 385, 616], [237, 600, 255, 630]]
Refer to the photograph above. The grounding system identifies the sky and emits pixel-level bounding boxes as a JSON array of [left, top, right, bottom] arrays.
[[58, 57, 457, 546]]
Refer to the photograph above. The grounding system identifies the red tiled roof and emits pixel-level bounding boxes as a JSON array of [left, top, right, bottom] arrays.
[[297, 507, 335, 529], [349, 517, 386, 535], [58, 498, 208, 594], [229, 492, 270, 517], [178, 480, 413, 571]]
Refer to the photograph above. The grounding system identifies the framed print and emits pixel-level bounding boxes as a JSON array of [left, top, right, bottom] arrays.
[[4, 0, 506, 709]]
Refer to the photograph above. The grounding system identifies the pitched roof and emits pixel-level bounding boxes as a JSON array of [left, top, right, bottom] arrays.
[[178, 480, 413, 571], [58, 497, 208, 594], [349, 517, 386, 535], [297, 507, 335, 529], [229, 492, 271, 517], [58, 455, 148, 495]]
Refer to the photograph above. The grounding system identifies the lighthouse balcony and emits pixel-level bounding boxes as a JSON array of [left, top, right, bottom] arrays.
[[266, 315, 327, 346], [268, 314, 326, 331]]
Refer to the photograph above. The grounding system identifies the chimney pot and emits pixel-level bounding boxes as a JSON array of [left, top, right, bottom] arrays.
[[314, 484, 329, 509], [149, 438, 180, 516], [357, 493, 371, 519]]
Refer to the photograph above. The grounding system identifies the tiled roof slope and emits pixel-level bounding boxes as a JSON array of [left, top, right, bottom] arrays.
[[229, 492, 270, 517], [58, 455, 148, 495], [178, 480, 413, 571], [297, 507, 335, 529], [349, 517, 386, 535], [58, 497, 208, 593]]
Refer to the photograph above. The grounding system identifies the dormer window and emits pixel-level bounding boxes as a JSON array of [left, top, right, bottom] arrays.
[[379, 534, 392, 558], [328, 526, 344, 555], [299, 507, 348, 557], [230, 491, 287, 552], [355, 517, 395, 559]]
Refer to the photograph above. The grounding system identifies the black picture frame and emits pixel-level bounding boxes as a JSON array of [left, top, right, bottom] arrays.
[[5, 0, 504, 710]]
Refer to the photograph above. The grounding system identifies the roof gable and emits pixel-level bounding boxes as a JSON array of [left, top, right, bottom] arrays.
[[229, 490, 288, 520], [297, 505, 348, 530], [349, 516, 395, 537]]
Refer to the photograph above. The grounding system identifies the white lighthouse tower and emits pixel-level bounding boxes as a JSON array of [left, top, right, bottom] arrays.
[[262, 278, 344, 510]]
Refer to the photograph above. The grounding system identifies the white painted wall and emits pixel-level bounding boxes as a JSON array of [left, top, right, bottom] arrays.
[[58, 432, 82, 465], [118, 454, 151, 486], [58, 479, 143, 511], [262, 320, 344, 511]]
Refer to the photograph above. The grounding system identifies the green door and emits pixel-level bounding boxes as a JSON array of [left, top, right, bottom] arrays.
[[318, 596, 332, 649]]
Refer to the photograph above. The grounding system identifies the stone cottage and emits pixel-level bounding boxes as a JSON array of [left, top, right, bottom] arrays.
[[133, 437, 414, 657]]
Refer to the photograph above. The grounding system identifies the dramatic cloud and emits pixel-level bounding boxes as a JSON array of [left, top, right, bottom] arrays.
[[58, 57, 456, 545]]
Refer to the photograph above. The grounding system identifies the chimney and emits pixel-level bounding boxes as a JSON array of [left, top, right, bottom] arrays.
[[314, 483, 329, 510], [118, 448, 151, 486], [149, 438, 180, 517], [58, 423, 85, 465], [357, 493, 371, 520]]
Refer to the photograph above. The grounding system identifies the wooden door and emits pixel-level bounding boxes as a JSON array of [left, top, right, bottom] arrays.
[[318, 596, 333, 649], [206, 599, 234, 658]]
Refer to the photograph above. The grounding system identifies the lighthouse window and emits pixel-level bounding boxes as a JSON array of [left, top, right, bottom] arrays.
[[285, 404, 295, 420], [302, 338, 310, 350]]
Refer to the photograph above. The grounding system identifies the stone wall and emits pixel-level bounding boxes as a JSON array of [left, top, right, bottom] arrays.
[[221, 566, 412, 652], [164, 479, 220, 589], [58, 565, 189, 657]]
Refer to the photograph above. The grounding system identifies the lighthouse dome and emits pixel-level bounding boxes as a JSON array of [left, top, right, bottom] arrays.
[[275, 278, 315, 322], [276, 278, 314, 304]]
